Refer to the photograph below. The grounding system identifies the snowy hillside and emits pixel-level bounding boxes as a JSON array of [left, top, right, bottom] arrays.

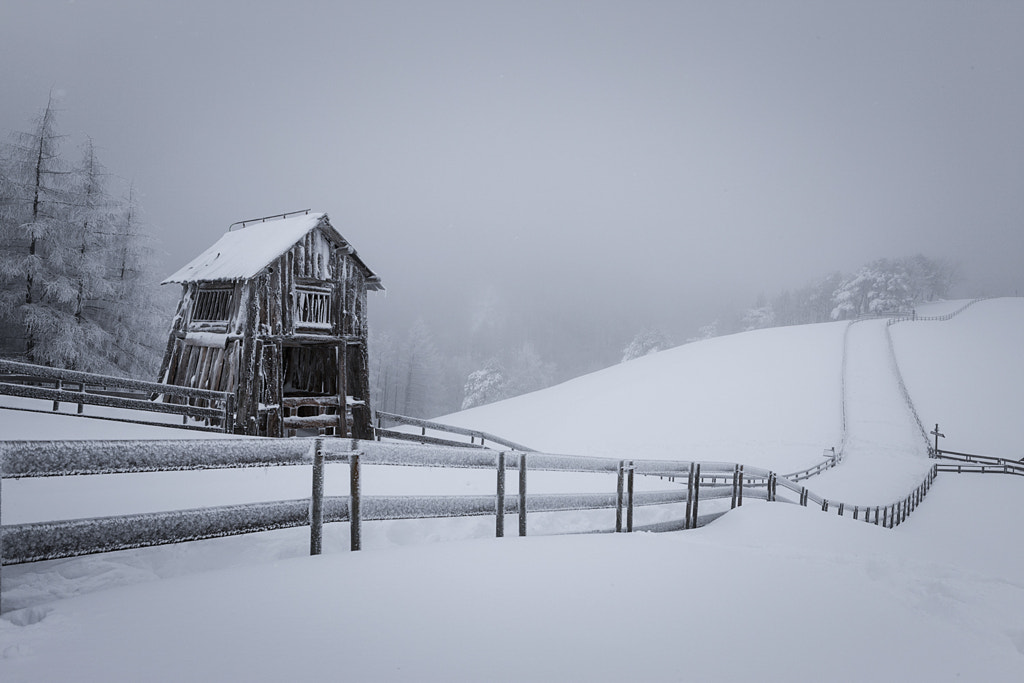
[[1, 298, 1023, 681]]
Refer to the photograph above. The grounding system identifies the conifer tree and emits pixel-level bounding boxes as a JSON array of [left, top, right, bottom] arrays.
[[0, 100, 164, 375], [0, 96, 71, 362]]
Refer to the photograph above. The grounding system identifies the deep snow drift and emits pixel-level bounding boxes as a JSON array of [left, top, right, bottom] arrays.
[[1, 298, 1023, 681]]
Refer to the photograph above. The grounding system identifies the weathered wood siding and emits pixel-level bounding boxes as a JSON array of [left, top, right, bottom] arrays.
[[161, 225, 375, 437]]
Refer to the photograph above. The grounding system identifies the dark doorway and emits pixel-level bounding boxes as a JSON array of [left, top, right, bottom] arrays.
[[282, 345, 338, 396]]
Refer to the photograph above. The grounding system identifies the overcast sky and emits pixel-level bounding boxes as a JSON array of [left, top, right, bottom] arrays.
[[2, 0, 1022, 342]]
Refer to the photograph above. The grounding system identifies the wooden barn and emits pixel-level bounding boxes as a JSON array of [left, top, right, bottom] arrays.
[[158, 210, 383, 437]]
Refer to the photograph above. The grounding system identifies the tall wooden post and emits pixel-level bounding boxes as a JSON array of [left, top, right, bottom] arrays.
[[691, 463, 701, 527], [626, 461, 634, 533], [731, 464, 739, 509], [350, 453, 361, 550], [931, 423, 945, 457], [737, 465, 744, 507], [496, 452, 506, 538], [518, 453, 527, 537], [310, 438, 324, 555], [616, 460, 625, 532], [684, 463, 695, 530]]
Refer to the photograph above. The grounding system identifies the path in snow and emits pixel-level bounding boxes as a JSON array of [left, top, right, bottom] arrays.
[[809, 319, 932, 504]]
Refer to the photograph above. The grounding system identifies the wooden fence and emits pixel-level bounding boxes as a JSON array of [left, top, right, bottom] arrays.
[[934, 448, 1024, 476], [0, 437, 945, 613], [0, 359, 234, 433], [374, 410, 534, 452]]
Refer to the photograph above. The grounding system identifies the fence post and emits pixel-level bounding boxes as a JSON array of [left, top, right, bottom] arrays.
[[310, 438, 324, 555], [519, 453, 527, 537], [53, 378, 62, 411], [853, 505, 859, 520], [626, 461, 634, 533], [691, 463, 701, 527], [874, 506, 880, 525], [737, 465, 743, 506], [685, 463, 695, 530], [838, 502, 844, 517], [224, 393, 236, 434], [616, 460, 625, 533], [496, 452, 506, 538], [350, 452, 361, 551], [731, 464, 739, 509]]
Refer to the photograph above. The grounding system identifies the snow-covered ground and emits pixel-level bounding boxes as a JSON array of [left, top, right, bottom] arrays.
[[1, 298, 1023, 681]]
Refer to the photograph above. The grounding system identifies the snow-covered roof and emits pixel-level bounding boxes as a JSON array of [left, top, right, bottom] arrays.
[[162, 212, 382, 289]]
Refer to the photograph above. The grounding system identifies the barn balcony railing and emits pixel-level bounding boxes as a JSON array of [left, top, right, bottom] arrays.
[[295, 287, 332, 330]]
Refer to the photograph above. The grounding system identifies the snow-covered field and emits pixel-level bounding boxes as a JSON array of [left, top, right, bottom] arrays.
[[1, 298, 1023, 681]]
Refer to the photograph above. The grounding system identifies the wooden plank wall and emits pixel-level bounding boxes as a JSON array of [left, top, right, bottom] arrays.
[[160, 225, 376, 436]]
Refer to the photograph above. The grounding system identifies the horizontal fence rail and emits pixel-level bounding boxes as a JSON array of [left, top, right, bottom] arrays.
[[1, 438, 943, 580], [0, 359, 234, 433], [374, 410, 534, 452], [934, 449, 1024, 477]]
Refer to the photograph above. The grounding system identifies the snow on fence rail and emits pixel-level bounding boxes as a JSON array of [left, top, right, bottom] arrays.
[[0, 359, 234, 433], [0, 438, 946, 613], [374, 410, 535, 452], [934, 449, 1024, 477]]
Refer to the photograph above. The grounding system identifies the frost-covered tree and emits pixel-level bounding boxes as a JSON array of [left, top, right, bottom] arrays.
[[0, 103, 163, 375], [622, 327, 673, 362], [33, 138, 120, 371], [461, 358, 510, 410], [741, 294, 775, 332], [400, 318, 442, 417], [830, 256, 953, 320], [902, 254, 957, 302], [460, 341, 554, 409], [0, 97, 72, 362], [100, 185, 164, 377], [507, 341, 554, 394], [687, 320, 719, 343], [802, 272, 845, 324], [369, 328, 401, 415]]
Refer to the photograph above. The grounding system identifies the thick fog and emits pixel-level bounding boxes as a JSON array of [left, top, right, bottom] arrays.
[[2, 1, 1022, 391]]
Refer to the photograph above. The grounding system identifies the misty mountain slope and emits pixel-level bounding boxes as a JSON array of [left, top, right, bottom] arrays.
[[441, 298, 1022, 503], [440, 321, 849, 473], [893, 297, 1024, 458]]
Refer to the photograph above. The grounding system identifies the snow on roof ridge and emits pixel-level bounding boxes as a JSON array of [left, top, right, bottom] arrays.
[[162, 212, 329, 284]]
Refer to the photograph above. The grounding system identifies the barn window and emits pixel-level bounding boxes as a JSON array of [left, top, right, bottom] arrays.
[[193, 288, 233, 322], [295, 286, 332, 329]]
